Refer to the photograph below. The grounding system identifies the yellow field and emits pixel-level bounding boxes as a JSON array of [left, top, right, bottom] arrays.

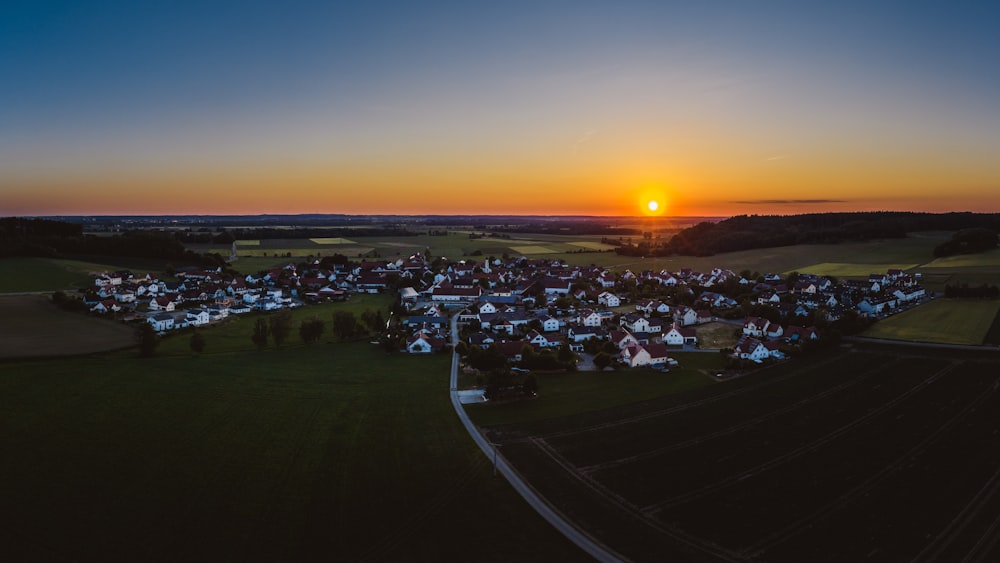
[[511, 245, 558, 254], [861, 298, 1000, 345], [235, 239, 261, 246], [792, 262, 920, 277], [923, 249, 1000, 268], [309, 237, 355, 245]]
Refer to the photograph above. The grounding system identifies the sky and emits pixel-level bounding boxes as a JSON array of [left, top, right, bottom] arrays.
[[2, 1, 999, 217]]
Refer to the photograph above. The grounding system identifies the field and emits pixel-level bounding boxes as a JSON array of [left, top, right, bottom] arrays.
[[481, 345, 1000, 562], [861, 298, 1000, 345], [0, 295, 136, 359], [0, 342, 584, 561], [465, 352, 724, 428], [0, 257, 167, 293]]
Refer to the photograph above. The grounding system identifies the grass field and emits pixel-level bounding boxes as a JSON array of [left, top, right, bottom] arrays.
[[465, 352, 722, 428], [0, 295, 136, 359], [483, 346, 1000, 561], [861, 298, 1000, 345], [790, 262, 920, 277], [0, 342, 585, 561], [0, 257, 166, 293]]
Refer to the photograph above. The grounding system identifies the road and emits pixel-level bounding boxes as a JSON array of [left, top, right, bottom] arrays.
[[448, 314, 625, 563]]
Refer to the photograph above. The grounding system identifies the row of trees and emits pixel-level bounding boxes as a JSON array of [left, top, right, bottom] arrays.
[[614, 212, 1000, 257], [250, 309, 385, 350]]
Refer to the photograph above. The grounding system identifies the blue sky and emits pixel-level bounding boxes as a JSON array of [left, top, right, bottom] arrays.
[[2, 1, 998, 215]]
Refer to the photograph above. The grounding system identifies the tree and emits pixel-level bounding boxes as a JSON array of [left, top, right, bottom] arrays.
[[593, 351, 613, 370], [269, 310, 293, 349], [557, 343, 574, 363], [136, 323, 160, 358], [299, 317, 325, 345], [251, 318, 270, 351], [332, 310, 358, 340], [361, 309, 384, 334], [455, 341, 469, 357], [189, 331, 206, 355]]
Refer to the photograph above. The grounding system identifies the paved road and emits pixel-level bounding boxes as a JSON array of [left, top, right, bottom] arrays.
[[845, 335, 1000, 352], [448, 315, 624, 563]]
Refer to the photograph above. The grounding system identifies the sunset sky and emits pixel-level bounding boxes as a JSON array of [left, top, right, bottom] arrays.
[[2, 1, 999, 217]]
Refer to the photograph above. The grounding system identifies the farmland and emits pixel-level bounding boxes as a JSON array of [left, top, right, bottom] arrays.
[[0, 295, 135, 359], [0, 339, 585, 562], [861, 298, 1000, 345], [481, 345, 1000, 562]]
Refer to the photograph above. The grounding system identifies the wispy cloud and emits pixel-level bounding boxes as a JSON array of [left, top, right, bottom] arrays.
[[766, 155, 787, 161], [572, 130, 598, 155], [731, 199, 848, 205]]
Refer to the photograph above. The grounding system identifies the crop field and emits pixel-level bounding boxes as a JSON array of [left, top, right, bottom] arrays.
[[862, 298, 1000, 345], [482, 346, 1000, 562], [789, 261, 919, 277], [0, 257, 167, 293], [0, 340, 584, 561], [0, 295, 136, 359]]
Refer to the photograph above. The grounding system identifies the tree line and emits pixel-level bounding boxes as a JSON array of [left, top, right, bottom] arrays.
[[614, 212, 1000, 257]]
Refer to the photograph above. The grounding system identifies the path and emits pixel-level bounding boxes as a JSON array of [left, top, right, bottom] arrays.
[[448, 315, 624, 562]]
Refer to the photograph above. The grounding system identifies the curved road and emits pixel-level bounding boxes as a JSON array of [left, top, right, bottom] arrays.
[[448, 314, 625, 563]]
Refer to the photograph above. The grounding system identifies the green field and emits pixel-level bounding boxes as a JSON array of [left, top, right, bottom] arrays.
[[1, 343, 584, 561], [0, 257, 167, 293], [923, 248, 1000, 268], [465, 352, 722, 428], [0, 296, 136, 359], [790, 262, 920, 277], [861, 298, 1000, 345]]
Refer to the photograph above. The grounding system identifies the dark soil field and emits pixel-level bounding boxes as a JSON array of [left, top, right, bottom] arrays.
[[0, 295, 135, 359], [484, 345, 1000, 562]]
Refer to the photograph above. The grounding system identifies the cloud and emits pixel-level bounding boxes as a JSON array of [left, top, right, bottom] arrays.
[[730, 199, 848, 205], [766, 155, 787, 160], [575, 130, 597, 144]]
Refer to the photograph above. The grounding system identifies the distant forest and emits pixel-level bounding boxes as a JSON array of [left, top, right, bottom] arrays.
[[0, 217, 227, 268], [615, 212, 1000, 257]]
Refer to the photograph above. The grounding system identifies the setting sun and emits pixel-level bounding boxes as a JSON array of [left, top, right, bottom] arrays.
[[647, 200, 659, 212]]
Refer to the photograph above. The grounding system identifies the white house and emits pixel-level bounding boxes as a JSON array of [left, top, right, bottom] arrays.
[[734, 338, 770, 362], [674, 306, 699, 327], [186, 309, 210, 327], [597, 292, 621, 307], [539, 315, 560, 332], [578, 309, 603, 327], [743, 317, 771, 338], [406, 333, 445, 354], [148, 313, 175, 332], [663, 323, 698, 346], [622, 344, 651, 367]]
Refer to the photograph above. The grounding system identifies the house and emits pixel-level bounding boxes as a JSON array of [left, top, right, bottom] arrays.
[[621, 344, 651, 367], [148, 313, 175, 332], [734, 338, 770, 362], [406, 333, 447, 354], [766, 323, 785, 339], [467, 332, 496, 348], [578, 309, 603, 327], [785, 325, 819, 342], [620, 313, 650, 333], [610, 329, 639, 350], [149, 296, 176, 312], [663, 323, 697, 346], [743, 317, 771, 338], [674, 306, 699, 327], [597, 292, 621, 307], [567, 325, 607, 343], [526, 330, 560, 348], [186, 309, 210, 326], [539, 315, 560, 332], [643, 343, 671, 366]]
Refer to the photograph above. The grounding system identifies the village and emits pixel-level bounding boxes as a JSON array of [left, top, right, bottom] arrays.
[[84, 252, 929, 368]]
